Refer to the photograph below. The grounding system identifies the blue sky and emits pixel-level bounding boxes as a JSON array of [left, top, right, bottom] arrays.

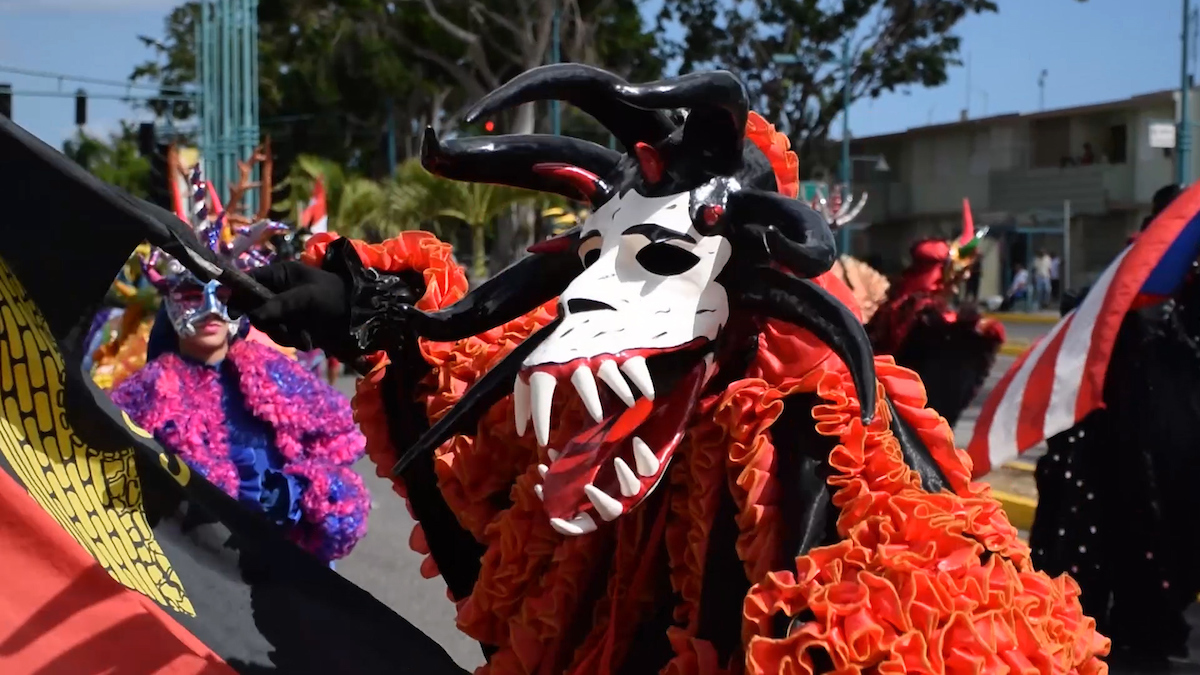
[[0, 0, 1186, 150]]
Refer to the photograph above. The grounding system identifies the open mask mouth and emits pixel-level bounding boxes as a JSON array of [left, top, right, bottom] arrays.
[[515, 339, 717, 536]]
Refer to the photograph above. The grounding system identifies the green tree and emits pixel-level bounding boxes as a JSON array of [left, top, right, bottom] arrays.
[[386, 159, 545, 283], [62, 123, 152, 198], [656, 0, 997, 173], [274, 154, 387, 241]]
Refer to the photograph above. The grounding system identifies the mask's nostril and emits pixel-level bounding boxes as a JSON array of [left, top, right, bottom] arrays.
[[566, 298, 617, 314]]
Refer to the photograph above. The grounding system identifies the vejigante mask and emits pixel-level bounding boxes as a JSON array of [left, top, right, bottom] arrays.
[[163, 273, 238, 337]]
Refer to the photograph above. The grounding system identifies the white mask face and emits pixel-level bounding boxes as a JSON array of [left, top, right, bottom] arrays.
[[514, 186, 732, 537]]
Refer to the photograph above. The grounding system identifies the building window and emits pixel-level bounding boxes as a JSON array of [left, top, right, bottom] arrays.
[[1108, 124, 1128, 164]]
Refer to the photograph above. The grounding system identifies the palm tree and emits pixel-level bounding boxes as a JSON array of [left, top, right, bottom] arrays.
[[275, 155, 386, 240], [386, 159, 546, 283]]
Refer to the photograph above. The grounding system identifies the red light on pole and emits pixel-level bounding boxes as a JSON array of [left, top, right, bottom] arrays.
[[484, 120, 495, 132]]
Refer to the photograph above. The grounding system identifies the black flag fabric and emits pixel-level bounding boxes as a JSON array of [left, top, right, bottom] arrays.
[[0, 114, 468, 674]]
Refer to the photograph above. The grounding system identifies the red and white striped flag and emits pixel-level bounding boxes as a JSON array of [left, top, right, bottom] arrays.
[[300, 178, 328, 233], [967, 182, 1200, 477]]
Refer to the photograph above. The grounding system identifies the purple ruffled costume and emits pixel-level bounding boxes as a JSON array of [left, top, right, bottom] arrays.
[[111, 338, 370, 562]]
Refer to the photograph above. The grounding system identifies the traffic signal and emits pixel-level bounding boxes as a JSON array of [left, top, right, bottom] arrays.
[[484, 120, 495, 132], [0, 84, 11, 119], [138, 123, 173, 212], [74, 89, 87, 127]]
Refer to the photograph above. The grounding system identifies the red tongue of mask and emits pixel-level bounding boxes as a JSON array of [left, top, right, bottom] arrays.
[[541, 359, 709, 520]]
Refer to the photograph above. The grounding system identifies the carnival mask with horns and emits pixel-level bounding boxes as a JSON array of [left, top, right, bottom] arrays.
[[389, 63, 877, 537], [143, 155, 289, 337]]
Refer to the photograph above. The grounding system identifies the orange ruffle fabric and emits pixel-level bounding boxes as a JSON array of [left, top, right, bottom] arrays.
[[313, 116, 1107, 674]]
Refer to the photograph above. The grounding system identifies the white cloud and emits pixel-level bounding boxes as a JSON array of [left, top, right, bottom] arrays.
[[0, 0, 179, 11]]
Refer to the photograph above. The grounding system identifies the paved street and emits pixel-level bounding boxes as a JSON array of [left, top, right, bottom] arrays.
[[330, 316, 1200, 672]]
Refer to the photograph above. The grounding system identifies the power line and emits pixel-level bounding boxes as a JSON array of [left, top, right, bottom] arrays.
[[6, 89, 196, 103], [0, 64, 194, 94]]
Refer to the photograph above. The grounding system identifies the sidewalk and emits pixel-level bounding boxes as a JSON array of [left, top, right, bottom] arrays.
[[985, 311, 1060, 356]]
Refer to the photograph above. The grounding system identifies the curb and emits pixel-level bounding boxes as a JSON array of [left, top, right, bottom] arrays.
[[999, 340, 1031, 356], [984, 312, 1061, 325], [993, 489, 1037, 532]]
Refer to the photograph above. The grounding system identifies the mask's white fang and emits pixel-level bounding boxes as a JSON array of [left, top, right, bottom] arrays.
[[529, 371, 558, 446], [621, 356, 655, 401], [632, 436, 659, 476], [513, 376, 531, 437], [571, 365, 605, 422], [584, 484, 624, 521], [613, 457, 641, 497], [534, 484, 545, 501], [551, 513, 597, 536], [597, 360, 636, 407], [537, 464, 549, 478]]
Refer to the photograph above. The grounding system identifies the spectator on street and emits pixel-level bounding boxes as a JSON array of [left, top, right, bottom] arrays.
[[1002, 263, 1030, 311], [1033, 250, 1053, 309]]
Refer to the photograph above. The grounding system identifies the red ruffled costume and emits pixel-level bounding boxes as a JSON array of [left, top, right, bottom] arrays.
[[869, 240, 1004, 357], [300, 116, 1107, 674]]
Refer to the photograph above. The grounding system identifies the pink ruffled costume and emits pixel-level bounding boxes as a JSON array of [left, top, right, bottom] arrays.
[[111, 337, 370, 562]]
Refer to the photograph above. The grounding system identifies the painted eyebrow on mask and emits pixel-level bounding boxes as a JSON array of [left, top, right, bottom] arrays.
[[622, 223, 697, 244]]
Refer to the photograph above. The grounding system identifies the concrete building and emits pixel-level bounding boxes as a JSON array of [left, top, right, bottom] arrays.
[[845, 88, 1191, 299]]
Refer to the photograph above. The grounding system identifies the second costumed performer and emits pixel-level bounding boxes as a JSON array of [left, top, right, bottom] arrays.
[[110, 216, 370, 565], [235, 65, 1106, 673]]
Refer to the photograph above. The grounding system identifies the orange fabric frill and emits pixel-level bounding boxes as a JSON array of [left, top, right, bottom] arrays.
[[305, 116, 1108, 673]]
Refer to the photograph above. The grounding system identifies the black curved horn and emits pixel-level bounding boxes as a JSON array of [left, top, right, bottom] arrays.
[[421, 127, 623, 203], [722, 189, 837, 278], [616, 70, 749, 176], [465, 64, 677, 152], [739, 267, 877, 424]]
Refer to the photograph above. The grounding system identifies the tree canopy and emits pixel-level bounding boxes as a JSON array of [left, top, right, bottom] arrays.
[[62, 123, 152, 198], [655, 0, 998, 174], [130, 0, 664, 177]]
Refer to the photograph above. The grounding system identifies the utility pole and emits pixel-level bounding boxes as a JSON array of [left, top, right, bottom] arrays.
[[1038, 70, 1047, 111], [839, 37, 852, 257], [1180, 0, 1192, 186], [550, 2, 561, 136]]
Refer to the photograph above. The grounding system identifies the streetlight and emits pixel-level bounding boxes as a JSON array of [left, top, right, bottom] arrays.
[[773, 38, 857, 255], [1180, 0, 1192, 186]]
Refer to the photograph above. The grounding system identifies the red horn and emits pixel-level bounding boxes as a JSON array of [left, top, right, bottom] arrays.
[[531, 163, 608, 201], [959, 197, 975, 246], [633, 142, 664, 184]]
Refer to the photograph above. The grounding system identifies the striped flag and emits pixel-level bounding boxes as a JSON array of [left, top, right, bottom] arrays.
[[967, 182, 1200, 477], [301, 178, 328, 233]]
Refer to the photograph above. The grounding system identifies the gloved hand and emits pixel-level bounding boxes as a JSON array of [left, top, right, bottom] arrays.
[[229, 261, 358, 360]]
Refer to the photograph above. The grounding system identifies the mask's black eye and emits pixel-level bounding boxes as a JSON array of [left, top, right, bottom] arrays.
[[578, 236, 602, 268], [636, 243, 701, 276]]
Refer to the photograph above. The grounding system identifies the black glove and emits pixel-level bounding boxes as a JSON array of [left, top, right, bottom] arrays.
[[235, 260, 357, 358], [229, 237, 427, 364]]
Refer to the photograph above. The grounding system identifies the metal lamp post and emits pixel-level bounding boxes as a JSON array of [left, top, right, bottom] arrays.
[[772, 37, 856, 256], [1180, 0, 1193, 186]]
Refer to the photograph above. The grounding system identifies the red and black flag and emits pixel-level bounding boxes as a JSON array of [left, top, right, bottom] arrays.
[[0, 115, 467, 674]]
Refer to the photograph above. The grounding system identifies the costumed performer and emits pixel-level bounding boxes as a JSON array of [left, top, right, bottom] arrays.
[[867, 197, 1004, 428], [233, 64, 1106, 674], [87, 243, 160, 390], [111, 163, 370, 565], [1028, 182, 1200, 668]]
